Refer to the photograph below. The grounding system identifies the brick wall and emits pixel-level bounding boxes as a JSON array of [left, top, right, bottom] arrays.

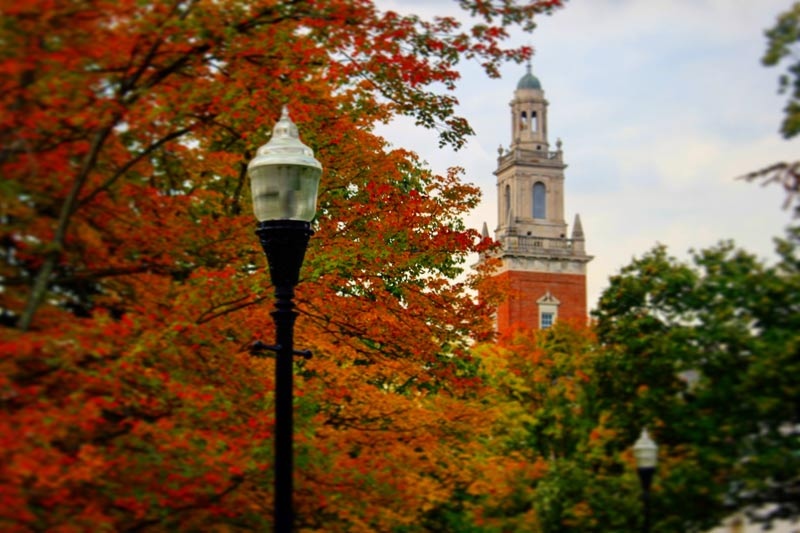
[[495, 270, 587, 335]]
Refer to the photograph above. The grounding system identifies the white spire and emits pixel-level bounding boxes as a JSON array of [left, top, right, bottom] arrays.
[[571, 213, 584, 240]]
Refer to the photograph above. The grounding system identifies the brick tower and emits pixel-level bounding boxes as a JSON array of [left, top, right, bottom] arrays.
[[485, 63, 592, 334]]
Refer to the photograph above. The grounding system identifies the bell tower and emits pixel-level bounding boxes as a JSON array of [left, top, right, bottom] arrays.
[[488, 63, 592, 334]]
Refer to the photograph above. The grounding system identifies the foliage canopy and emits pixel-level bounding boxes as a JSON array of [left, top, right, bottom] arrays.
[[0, 0, 562, 529]]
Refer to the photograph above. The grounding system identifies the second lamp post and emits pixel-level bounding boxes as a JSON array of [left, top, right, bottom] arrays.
[[248, 106, 322, 532], [633, 428, 659, 533]]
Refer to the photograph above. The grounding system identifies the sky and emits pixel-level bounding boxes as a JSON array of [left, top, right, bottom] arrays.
[[375, 0, 799, 309]]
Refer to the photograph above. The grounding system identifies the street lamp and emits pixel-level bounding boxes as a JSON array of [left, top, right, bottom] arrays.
[[633, 428, 659, 533], [248, 106, 322, 532]]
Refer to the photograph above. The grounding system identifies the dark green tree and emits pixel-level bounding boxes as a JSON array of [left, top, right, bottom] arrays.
[[468, 228, 798, 532], [593, 229, 800, 530], [742, 3, 800, 216], [763, 2, 800, 140]]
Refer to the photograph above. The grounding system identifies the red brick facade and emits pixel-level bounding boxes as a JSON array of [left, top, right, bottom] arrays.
[[495, 270, 587, 334]]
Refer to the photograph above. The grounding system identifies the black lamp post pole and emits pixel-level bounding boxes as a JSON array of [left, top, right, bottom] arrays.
[[638, 466, 655, 533], [256, 219, 313, 533]]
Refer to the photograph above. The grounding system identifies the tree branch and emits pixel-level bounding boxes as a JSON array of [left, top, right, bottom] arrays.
[[78, 126, 193, 209], [17, 121, 117, 331], [195, 294, 269, 325]]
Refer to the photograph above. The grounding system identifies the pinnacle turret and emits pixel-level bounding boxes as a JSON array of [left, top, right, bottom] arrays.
[[571, 214, 584, 240]]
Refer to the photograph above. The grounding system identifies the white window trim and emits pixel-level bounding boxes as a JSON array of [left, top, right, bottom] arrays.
[[537, 291, 560, 329]]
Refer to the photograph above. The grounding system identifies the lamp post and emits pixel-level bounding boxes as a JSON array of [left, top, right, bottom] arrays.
[[633, 428, 658, 533], [248, 106, 322, 532]]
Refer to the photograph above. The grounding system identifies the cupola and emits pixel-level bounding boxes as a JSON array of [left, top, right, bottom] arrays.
[[516, 62, 542, 90]]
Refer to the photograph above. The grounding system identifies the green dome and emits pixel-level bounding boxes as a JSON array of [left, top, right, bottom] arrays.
[[517, 63, 542, 90]]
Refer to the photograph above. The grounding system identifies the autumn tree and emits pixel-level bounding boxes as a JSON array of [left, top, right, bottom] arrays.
[[0, 0, 565, 530], [471, 325, 643, 533]]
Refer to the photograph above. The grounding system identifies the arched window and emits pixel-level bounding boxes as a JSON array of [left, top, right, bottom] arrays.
[[504, 184, 511, 218], [531, 111, 538, 132], [520, 111, 527, 131], [533, 181, 546, 219]]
